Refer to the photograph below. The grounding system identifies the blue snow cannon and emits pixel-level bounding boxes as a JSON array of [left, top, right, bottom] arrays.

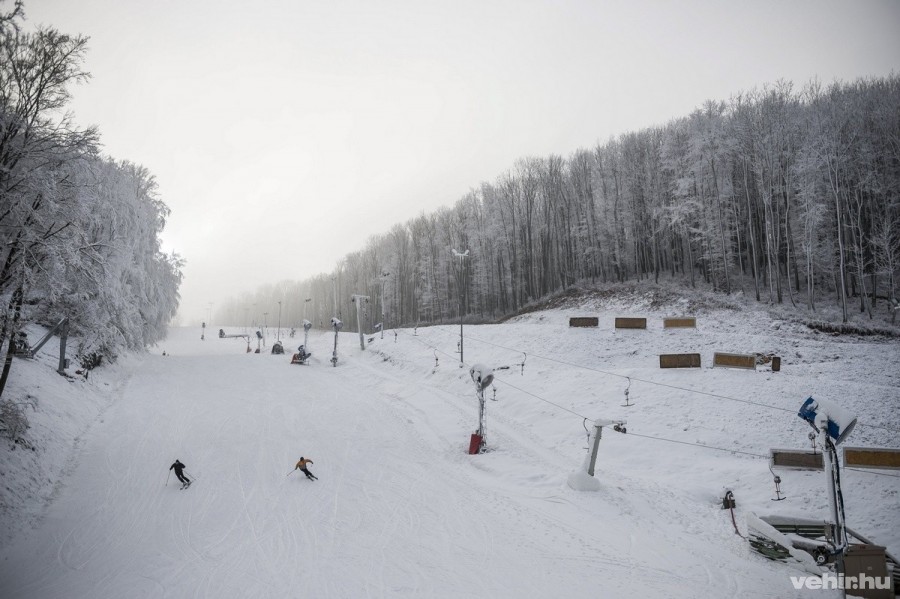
[[798, 396, 857, 444]]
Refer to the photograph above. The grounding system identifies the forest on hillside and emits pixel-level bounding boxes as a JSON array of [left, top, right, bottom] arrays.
[[0, 3, 181, 398], [222, 76, 900, 333]]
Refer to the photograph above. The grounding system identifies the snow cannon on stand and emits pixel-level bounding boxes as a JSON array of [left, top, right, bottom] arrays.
[[798, 397, 857, 445], [330, 318, 343, 367], [302, 319, 312, 348], [797, 396, 858, 571], [291, 345, 312, 365], [467, 364, 494, 455]]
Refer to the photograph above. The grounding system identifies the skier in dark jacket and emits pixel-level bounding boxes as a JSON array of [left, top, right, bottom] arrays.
[[170, 459, 191, 486], [295, 457, 317, 480]]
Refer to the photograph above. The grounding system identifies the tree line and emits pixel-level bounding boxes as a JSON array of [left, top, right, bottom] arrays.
[[220, 76, 899, 334], [0, 2, 182, 397]]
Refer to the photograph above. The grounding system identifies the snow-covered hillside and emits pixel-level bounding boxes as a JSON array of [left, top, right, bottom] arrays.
[[1, 297, 898, 598]]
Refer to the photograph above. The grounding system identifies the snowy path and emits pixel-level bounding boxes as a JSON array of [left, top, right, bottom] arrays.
[[0, 324, 858, 598]]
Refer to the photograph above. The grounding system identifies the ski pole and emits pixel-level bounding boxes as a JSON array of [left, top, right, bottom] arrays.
[[166, 470, 171, 486], [286, 469, 296, 477]]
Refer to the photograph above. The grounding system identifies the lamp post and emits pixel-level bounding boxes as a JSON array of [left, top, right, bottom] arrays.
[[451, 249, 470, 367]]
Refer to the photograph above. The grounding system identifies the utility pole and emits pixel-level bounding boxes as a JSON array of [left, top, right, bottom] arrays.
[[452, 249, 470, 367]]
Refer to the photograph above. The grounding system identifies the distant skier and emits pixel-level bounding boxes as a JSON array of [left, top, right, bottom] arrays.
[[170, 459, 191, 488], [295, 457, 317, 480]]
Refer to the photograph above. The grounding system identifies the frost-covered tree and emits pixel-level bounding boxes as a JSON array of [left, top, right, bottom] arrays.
[[220, 76, 900, 332], [0, 3, 181, 397]]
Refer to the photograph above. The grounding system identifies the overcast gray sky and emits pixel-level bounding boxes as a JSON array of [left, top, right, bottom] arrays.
[[27, 0, 900, 323]]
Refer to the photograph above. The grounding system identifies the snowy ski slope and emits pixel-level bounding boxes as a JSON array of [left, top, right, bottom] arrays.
[[1, 301, 898, 598]]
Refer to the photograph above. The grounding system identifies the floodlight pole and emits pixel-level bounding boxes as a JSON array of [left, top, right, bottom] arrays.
[[380, 271, 390, 340], [277, 301, 282, 342], [452, 249, 470, 367]]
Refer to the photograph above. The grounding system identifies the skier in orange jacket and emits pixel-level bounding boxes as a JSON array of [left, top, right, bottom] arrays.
[[295, 457, 318, 480]]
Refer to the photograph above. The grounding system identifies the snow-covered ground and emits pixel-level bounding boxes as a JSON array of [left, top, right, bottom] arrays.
[[1, 295, 898, 598]]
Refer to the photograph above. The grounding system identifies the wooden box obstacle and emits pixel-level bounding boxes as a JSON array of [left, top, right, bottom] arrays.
[[843, 447, 900, 470], [614, 317, 646, 329], [663, 317, 696, 328], [713, 352, 756, 370], [659, 353, 701, 368], [569, 317, 599, 328]]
